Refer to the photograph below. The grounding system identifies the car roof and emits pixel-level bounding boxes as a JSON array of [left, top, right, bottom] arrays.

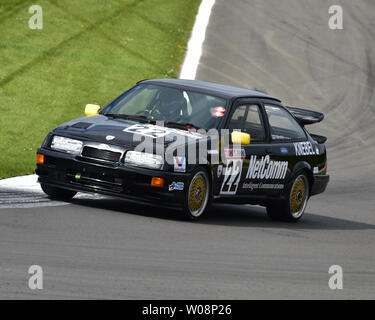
[[139, 79, 281, 102]]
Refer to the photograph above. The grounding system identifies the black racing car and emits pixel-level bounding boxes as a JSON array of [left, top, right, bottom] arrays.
[[36, 79, 329, 221]]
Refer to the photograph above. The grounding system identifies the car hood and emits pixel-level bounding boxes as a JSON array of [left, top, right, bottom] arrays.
[[52, 115, 205, 149]]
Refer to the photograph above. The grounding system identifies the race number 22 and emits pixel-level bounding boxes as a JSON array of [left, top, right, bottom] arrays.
[[220, 159, 243, 195]]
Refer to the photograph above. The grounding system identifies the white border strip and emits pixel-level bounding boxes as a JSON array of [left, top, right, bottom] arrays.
[[179, 0, 216, 80], [0, 174, 41, 192]]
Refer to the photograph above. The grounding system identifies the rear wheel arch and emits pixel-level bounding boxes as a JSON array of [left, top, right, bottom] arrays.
[[302, 168, 314, 193], [267, 169, 310, 222], [288, 161, 313, 188]]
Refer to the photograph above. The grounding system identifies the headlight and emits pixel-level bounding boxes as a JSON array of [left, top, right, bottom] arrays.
[[125, 151, 163, 170], [51, 136, 83, 155]]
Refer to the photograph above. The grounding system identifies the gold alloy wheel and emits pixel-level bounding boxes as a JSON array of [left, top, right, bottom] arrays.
[[188, 171, 209, 217], [289, 174, 309, 218]]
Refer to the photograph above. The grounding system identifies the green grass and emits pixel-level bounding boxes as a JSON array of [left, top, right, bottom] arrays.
[[0, 0, 200, 178]]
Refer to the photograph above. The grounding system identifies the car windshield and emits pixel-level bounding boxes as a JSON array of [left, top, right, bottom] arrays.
[[103, 84, 227, 130]]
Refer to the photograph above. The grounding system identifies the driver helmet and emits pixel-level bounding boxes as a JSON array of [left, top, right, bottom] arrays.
[[156, 88, 187, 118]]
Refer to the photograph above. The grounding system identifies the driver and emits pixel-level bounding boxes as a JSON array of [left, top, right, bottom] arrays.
[[152, 88, 187, 121]]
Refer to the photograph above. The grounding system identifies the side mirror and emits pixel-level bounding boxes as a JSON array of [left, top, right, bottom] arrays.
[[231, 131, 251, 145], [85, 104, 100, 116]]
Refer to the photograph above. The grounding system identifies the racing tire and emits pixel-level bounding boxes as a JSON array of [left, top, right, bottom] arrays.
[[266, 171, 310, 222], [41, 183, 77, 201], [182, 167, 211, 220]]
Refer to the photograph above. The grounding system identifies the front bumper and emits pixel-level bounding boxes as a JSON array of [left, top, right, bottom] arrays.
[[36, 148, 189, 208], [311, 174, 330, 195]]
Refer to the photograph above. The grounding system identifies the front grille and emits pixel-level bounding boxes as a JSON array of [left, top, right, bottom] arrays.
[[81, 146, 121, 162]]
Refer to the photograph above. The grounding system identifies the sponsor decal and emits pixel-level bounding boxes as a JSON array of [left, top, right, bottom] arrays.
[[224, 147, 246, 159], [215, 106, 226, 113], [106, 135, 115, 141], [173, 156, 186, 172], [220, 159, 243, 195], [242, 182, 285, 190], [169, 182, 184, 191], [212, 106, 226, 117], [123, 124, 202, 139], [313, 167, 319, 174], [280, 147, 288, 154], [245, 155, 288, 180], [217, 165, 223, 178], [294, 141, 316, 156]]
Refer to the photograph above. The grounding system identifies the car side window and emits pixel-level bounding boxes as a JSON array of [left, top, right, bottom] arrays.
[[265, 105, 306, 140], [228, 105, 265, 142]]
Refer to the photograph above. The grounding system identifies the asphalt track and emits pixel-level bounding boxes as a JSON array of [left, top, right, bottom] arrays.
[[1, 0, 375, 299]]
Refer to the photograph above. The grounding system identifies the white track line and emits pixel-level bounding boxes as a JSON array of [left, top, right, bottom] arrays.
[[179, 0, 216, 80]]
